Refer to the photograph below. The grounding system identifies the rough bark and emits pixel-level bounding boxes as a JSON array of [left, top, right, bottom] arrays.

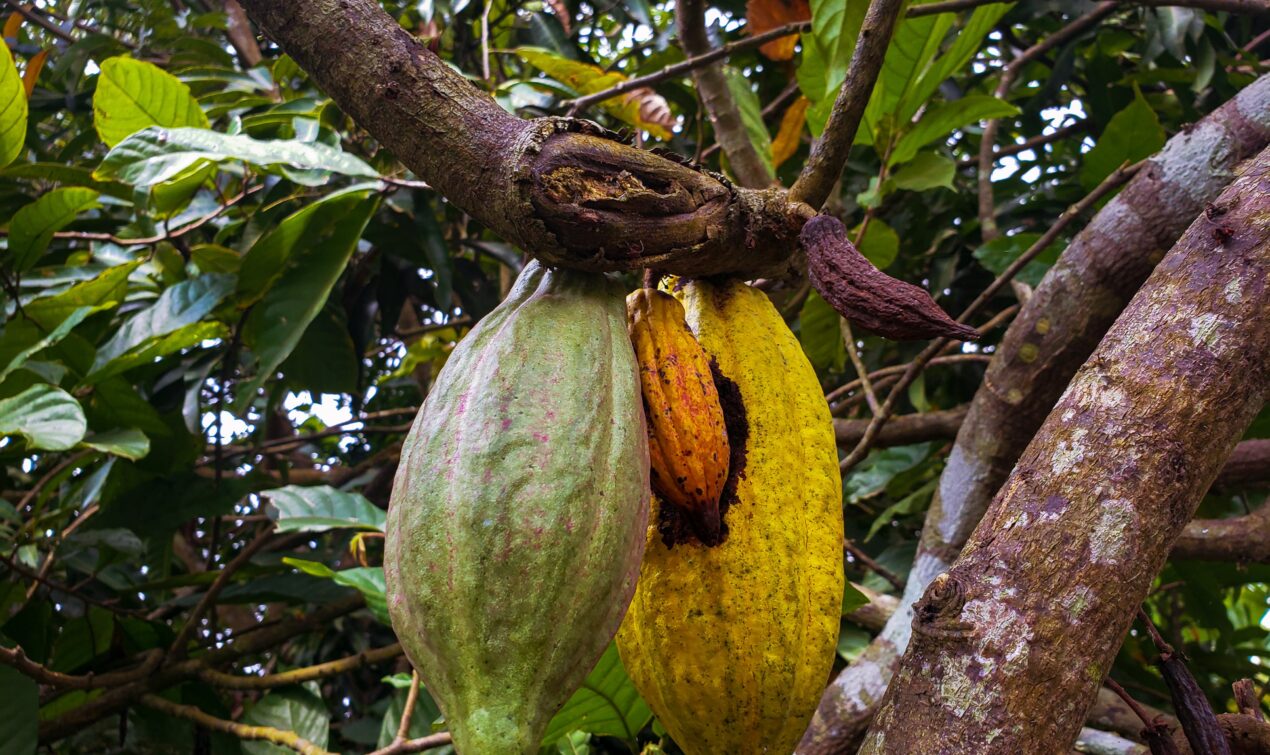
[[1211, 437, 1270, 489], [236, 0, 808, 278], [677, 0, 775, 189], [799, 73, 1270, 754], [1171, 502, 1270, 563], [834, 407, 968, 447], [859, 146, 1270, 752]]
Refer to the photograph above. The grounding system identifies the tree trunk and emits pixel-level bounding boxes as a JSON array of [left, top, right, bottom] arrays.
[[800, 73, 1270, 754], [859, 146, 1270, 752]]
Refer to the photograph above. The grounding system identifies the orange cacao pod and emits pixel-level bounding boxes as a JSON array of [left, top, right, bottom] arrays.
[[627, 287, 730, 545]]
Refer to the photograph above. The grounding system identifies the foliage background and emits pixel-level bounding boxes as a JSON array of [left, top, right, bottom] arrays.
[[0, 0, 1266, 752]]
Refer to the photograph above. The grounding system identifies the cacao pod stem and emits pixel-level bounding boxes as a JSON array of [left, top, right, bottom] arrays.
[[800, 214, 980, 342]]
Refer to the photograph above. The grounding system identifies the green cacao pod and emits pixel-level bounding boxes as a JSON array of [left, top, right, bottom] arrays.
[[617, 278, 844, 755], [385, 260, 650, 754]]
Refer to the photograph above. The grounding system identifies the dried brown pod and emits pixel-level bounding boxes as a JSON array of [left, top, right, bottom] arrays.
[[800, 214, 980, 342]]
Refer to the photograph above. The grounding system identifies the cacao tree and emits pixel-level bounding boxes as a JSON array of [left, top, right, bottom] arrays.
[[0, 0, 1268, 754]]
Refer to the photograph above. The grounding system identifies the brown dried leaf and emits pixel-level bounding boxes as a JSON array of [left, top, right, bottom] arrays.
[[622, 87, 676, 137], [746, 0, 809, 61], [801, 214, 980, 342], [771, 95, 809, 169], [22, 48, 47, 97]]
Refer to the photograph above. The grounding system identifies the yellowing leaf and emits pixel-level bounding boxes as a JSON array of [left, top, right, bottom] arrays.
[[746, 0, 810, 61], [93, 56, 209, 147], [771, 95, 809, 168], [21, 48, 47, 97], [0, 40, 26, 167], [518, 47, 674, 139]]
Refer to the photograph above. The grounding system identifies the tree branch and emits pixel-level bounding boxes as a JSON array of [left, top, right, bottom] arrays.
[[169, 525, 277, 659], [197, 643, 403, 689], [834, 406, 968, 447], [565, 21, 810, 115], [977, 3, 1119, 241], [139, 694, 335, 755], [675, 0, 775, 188], [789, 0, 904, 209], [1172, 502, 1270, 563]]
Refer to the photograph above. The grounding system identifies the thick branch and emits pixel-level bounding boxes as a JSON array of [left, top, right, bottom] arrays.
[[863, 145, 1270, 752], [140, 694, 335, 755], [676, 0, 774, 188], [1172, 502, 1270, 563], [802, 73, 1270, 754], [789, 0, 904, 209], [237, 0, 806, 278]]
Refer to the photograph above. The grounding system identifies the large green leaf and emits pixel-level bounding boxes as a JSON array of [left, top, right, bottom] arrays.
[[263, 485, 386, 533], [0, 384, 88, 451], [889, 151, 955, 192], [6, 188, 102, 272], [0, 42, 27, 168], [93, 56, 209, 147], [1080, 86, 1165, 190], [0, 665, 36, 755], [973, 231, 1063, 287], [890, 95, 1018, 166], [241, 686, 330, 755], [540, 642, 652, 745], [874, 13, 954, 126], [95, 127, 379, 187], [900, 3, 1013, 124], [799, 291, 846, 372], [283, 560, 388, 624], [22, 261, 142, 331], [89, 273, 235, 378], [0, 306, 97, 384], [855, 217, 900, 269], [0, 163, 133, 200], [280, 304, 359, 394], [237, 193, 378, 408], [81, 428, 151, 460], [723, 67, 773, 175], [844, 443, 933, 503], [86, 321, 228, 384], [797, 0, 866, 133]]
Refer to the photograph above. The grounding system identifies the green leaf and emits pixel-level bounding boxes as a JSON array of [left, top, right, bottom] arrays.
[[263, 485, 386, 532], [22, 261, 142, 331], [0, 665, 35, 755], [0, 163, 133, 200], [797, 0, 866, 134], [6, 188, 102, 272], [282, 559, 388, 624], [842, 581, 871, 616], [93, 56, 209, 148], [87, 321, 228, 384], [854, 218, 900, 270], [237, 193, 378, 408], [973, 232, 1063, 288], [377, 681, 445, 749], [722, 67, 773, 176], [241, 687, 330, 755], [1079, 85, 1165, 191], [89, 273, 235, 377], [875, 13, 954, 128], [0, 42, 27, 168], [541, 642, 652, 745], [889, 152, 955, 192], [95, 126, 378, 187], [799, 291, 846, 372], [280, 304, 359, 394], [81, 428, 151, 460], [890, 95, 1018, 166], [845, 443, 932, 503], [900, 3, 1014, 124], [0, 384, 88, 451], [866, 477, 937, 540], [0, 306, 97, 384]]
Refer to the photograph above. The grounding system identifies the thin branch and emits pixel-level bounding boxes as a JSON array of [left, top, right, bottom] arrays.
[[369, 732, 455, 755], [844, 539, 906, 591], [957, 120, 1090, 168], [675, 0, 775, 188], [0, 645, 162, 689], [566, 21, 811, 113], [841, 319, 881, 414], [139, 694, 336, 755], [1, 0, 74, 43], [197, 643, 403, 689], [1105, 678, 1167, 731], [834, 406, 968, 447], [825, 353, 992, 407], [789, 0, 905, 208], [169, 526, 277, 658], [838, 162, 1138, 472], [977, 2, 1119, 241]]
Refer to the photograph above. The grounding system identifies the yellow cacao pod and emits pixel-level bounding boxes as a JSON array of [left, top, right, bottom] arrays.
[[627, 287, 731, 545], [617, 278, 844, 755]]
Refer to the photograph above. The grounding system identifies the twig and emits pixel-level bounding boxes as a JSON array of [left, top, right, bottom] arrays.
[[957, 121, 1090, 168], [674, 0, 774, 188], [0, 645, 162, 689], [565, 21, 811, 114], [1, 0, 74, 43], [789, 0, 905, 208], [1106, 677, 1167, 731], [842, 319, 881, 415], [369, 732, 454, 755], [837, 163, 1137, 472], [169, 525, 277, 658], [977, 3, 1119, 241], [15, 450, 94, 516], [139, 694, 335, 755], [826, 353, 991, 407], [197, 643, 403, 689], [844, 539, 906, 591]]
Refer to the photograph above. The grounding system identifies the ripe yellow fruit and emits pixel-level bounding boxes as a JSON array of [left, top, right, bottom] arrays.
[[617, 278, 844, 755], [627, 287, 731, 545]]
